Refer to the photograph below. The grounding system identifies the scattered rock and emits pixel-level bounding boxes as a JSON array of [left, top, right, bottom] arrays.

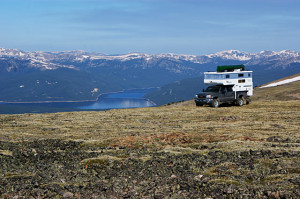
[[171, 174, 177, 179], [63, 192, 74, 198], [1, 139, 299, 198], [224, 185, 233, 194], [194, 174, 203, 181]]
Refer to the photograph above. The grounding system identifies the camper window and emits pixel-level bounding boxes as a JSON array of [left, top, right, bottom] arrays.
[[238, 74, 244, 77], [226, 75, 230, 78], [238, 79, 246, 83], [248, 73, 251, 77]]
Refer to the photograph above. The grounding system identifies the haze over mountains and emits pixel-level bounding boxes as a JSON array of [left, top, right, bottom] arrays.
[[0, 47, 299, 103]]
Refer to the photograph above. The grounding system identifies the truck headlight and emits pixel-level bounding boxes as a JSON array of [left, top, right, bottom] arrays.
[[195, 95, 198, 98], [206, 95, 212, 99]]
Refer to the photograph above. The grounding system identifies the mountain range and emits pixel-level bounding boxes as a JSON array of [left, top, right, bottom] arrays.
[[0, 47, 299, 103]]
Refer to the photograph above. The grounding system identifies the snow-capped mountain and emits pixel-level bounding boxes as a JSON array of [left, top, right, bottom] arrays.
[[205, 50, 252, 61], [1, 48, 299, 72]]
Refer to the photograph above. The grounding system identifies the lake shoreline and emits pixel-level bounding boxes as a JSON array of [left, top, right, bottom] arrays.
[[0, 88, 158, 114], [0, 87, 159, 104]]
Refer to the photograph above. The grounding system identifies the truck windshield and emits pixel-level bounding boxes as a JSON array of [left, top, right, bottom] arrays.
[[205, 86, 220, 92]]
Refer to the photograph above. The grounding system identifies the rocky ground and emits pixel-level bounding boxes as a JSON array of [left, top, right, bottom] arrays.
[[1, 99, 300, 198]]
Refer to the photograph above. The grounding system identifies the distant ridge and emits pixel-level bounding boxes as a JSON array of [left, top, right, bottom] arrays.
[[1, 48, 300, 70]]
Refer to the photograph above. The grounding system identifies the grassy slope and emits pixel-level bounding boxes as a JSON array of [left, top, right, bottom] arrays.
[[253, 78, 300, 101], [1, 80, 300, 198], [1, 100, 299, 145], [1, 100, 300, 197]]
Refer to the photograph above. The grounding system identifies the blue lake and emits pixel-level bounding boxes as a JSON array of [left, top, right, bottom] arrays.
[[0, 88, 157, 114]]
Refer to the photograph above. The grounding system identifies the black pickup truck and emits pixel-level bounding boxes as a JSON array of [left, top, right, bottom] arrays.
[[194, 85, 250, 108]]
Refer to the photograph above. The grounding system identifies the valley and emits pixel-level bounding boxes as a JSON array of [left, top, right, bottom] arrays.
[[1, 48, 300, 104], [0, 88, 156, 114]]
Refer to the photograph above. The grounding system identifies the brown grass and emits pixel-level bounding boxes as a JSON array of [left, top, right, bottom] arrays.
[[1, 100, 299, 152], [253, 80, 300, 101], [109, 132, 231, 149]]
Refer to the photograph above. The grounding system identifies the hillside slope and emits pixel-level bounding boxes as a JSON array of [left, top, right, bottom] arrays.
[[144, 76, 204, 105], [259, 73, 300, 88], [1, 98, 300, 198], [253, 74, 300, 101]]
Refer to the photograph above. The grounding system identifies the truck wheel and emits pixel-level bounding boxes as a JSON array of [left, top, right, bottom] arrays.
[[237, 97, 244, 106], [212, 99, 220, 108]]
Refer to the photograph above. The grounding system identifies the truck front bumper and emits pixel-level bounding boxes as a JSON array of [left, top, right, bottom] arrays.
[[194, 98, 213, 105]]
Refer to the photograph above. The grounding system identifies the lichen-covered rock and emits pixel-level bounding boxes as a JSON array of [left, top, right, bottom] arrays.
[[63, 192, 74, 198], [1, 139, 299, 198]]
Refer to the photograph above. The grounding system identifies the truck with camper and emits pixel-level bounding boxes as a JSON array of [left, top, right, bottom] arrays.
[[194, 65, 253, 108]]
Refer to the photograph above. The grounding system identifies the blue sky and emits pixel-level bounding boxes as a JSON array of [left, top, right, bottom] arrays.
[[0, 0, 300, 54]]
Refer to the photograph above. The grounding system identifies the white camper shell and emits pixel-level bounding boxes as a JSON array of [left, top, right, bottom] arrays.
[[204, 68, 253, 96]]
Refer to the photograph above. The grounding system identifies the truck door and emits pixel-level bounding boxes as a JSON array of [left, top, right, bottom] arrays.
[[225, 86, 235, 101], [220, 86, 226, 102]]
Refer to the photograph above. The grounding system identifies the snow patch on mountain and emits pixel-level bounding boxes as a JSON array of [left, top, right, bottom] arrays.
[[260, 74, 300, 88], [0, 48, 78, 70], [89, 52, 152, 61], [206, 50, 252, 61]]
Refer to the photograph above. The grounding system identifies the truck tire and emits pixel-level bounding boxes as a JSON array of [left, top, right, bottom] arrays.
[[212, 99, 220, 108], [237, 97, 244, 106]]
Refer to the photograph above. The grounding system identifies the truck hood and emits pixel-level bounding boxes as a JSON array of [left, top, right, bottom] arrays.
[[196, 92, 216, 97]]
